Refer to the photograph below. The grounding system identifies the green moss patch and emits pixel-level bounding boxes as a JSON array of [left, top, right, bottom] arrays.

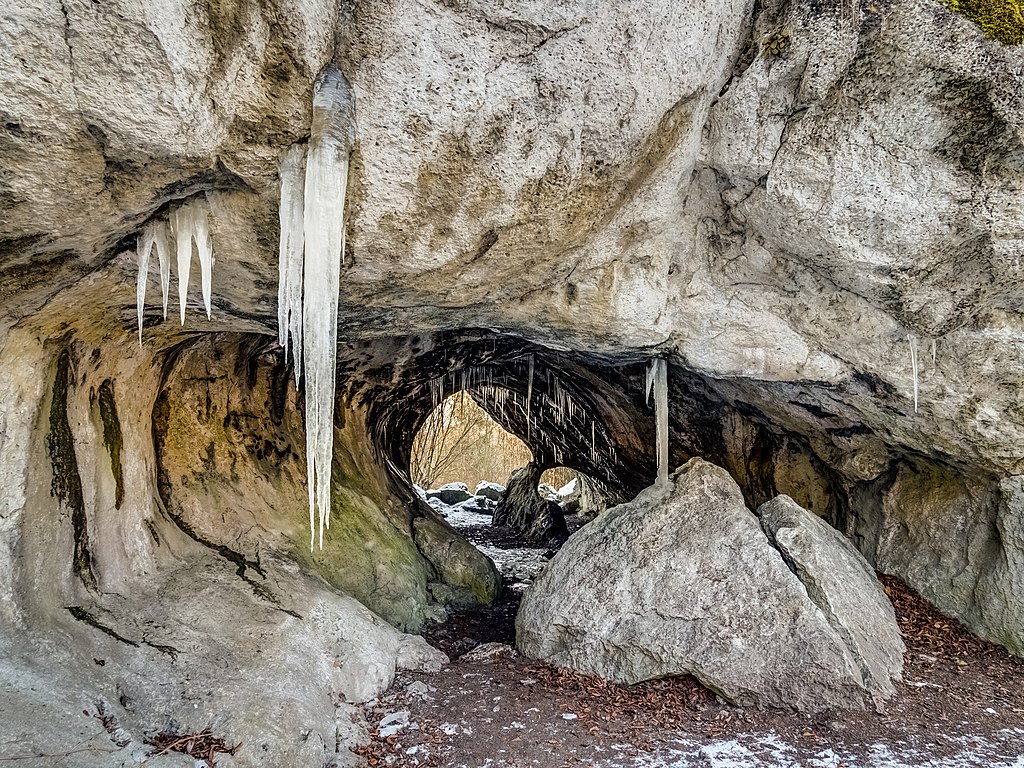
[[944, 0, 1024, 45]]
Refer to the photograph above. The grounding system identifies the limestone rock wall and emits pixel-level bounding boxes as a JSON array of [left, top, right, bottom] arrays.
[[0, 0, 1022, 748]]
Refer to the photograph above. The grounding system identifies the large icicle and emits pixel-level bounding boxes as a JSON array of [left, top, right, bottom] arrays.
[[278, 143, 307, 383], [301, 66, 356, 550], [170, 197, 216, 324], [648, 358, 669, 484]]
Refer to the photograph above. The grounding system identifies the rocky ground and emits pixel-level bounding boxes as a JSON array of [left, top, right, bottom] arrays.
[[350, 497, 1024, 768]]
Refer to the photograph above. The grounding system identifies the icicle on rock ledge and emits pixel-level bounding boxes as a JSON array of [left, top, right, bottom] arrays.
[[277, 65, 357, 550]]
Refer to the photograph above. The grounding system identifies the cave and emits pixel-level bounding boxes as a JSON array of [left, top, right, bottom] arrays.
[[2, 0, 1023, 764]]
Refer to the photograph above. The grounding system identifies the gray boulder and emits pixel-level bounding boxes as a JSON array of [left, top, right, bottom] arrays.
[[516, 459, 903, 712], [475, 481, 506, 502], [427, 482, 473, 505]]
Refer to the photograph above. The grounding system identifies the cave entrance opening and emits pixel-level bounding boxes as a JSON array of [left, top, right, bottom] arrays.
[[410, 390, 531, 493], [409, 386, 598, 597]]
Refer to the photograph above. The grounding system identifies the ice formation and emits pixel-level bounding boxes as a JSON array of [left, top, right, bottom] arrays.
[[170, 206, 193, 325], [648, 358, 669, 483], [193, 203, 215, 319], [135, 200, 209, 342], [158, 221, 171, 319], [278, 144, 307, 384], [135, 220, 171, 344], [275, 66, 356, 549], [908, 334, 919, 413], [526, 354, 535, 438]]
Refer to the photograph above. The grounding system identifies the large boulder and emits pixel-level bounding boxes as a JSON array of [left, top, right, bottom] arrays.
[[516, 459, 904, 712]]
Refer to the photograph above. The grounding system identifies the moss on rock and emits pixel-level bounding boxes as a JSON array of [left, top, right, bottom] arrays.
[[944, 0, 1024, 45]]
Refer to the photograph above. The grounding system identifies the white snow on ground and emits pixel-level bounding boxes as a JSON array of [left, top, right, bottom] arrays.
[[475, 544, 549, 591], [438, 500, 494, 528], [435, 482, 471, 494], [556, 478, 577, 497], [590, 731, 1024, 768], [476, 480, 506, 496]]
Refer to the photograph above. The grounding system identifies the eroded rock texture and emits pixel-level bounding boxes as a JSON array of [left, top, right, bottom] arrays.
[[0, 0, 1022, 758], [516, 459, 904, 713]]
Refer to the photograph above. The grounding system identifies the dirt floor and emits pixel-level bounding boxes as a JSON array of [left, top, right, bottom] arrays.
[[351, 518, 1024, 768]]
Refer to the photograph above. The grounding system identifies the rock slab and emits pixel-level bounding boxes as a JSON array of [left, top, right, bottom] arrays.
[[516, 459, 904, 712]]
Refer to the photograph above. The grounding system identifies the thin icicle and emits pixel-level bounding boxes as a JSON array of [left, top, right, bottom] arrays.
[[908, 334, 919, 413], [931, 339, 937, 365], [152, 220, 172, 320], [302, 65, 356, 550], [278, 144, 307, 383], [645, 363, 655, 405], [648, 358, 669, 484], [526, 355, 535, 438], [136, 224, 155, 346], [170, 205, 193, 325]]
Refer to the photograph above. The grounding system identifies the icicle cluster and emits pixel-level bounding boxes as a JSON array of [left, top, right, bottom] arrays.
[[427, 358, 608, 468], [277, 66, 356, 550], [135, 196, 215, 345], [646, 358, 669, 484]]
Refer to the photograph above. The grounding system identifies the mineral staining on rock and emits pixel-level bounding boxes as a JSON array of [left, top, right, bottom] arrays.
[[517, 459, 904, 712]]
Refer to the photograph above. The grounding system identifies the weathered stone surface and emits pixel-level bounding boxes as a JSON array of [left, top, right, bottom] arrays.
[[517, 459, 901, 712], [413, 516, 502, 608], [1, 0, 1023, 756], [0, 546, 446, 767], [758, 495, 904, 704], [873, 462, 1024, 655]]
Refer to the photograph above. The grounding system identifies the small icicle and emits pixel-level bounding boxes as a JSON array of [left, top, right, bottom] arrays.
[[649, 358, 670, 484], [526, 355, 534, 439], [931, 338, 937, 365], [152, 220, 172, 320], [170, 205, 194, 325], [908, 334, 919, 413], [645, 363, 655, 405]]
